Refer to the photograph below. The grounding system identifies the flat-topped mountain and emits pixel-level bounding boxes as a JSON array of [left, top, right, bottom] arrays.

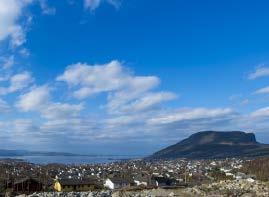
[[149, 131, 269, 159]]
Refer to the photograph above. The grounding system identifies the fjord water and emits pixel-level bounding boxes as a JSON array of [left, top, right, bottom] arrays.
[[0, 155, 141, 164]]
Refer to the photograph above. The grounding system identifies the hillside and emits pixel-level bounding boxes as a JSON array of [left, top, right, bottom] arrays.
[[149, 131, 269, 159]]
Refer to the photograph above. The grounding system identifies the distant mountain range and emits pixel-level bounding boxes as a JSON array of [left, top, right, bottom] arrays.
[[149, 131, 269, 159], [0, 149, 80, 157], [0, 150, 139, 158]]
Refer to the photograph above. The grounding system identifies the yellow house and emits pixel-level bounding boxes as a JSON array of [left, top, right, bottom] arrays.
[[53, 180, 61, 192], [53, 178, 103, 192]]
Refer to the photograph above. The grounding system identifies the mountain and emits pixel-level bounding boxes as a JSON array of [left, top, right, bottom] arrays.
[[0, 149, 80, 157], [149, 131, 269, 159]]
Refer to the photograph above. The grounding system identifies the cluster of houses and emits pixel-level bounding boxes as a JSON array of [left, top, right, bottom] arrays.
[[0, 175, 182, 195], [0, 158, 255, 195]]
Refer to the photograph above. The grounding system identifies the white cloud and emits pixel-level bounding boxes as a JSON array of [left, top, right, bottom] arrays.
[[57, 61, 125, 93], [84, 0, 120, 11], [38, 0, 56, 15], [57, 60, 160, 99], [107, 0, 121, 9], [9, 25, 26, 48], [0, 0, 32, 47], [248, 67, 269, 80], [16, 85, 50, 111], [9, 72, 33, 91], [84, 0, 101, 10], [19, 48, 30, 57], [1, 119, 43, 145], [101, 106, 241, 145], [0, 0, 57, 49], [0, 71, 33, 95], [251, 107, 269, 118], [13, 119, 35, 134], [147, 108, 235, 125], [40, 102, 84, 119], [15, 84, 84, 120], [0, 99, 10, 113], [107, 76, 160, 113], [254, 86, 269, 94], [0, 0, 21, 40], [116, 92, 177, 113], [1, 55, 15, 69], [57, 60, 175, 115]]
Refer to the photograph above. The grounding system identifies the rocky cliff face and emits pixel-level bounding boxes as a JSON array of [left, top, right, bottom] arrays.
[[149, 131, 269, 159]]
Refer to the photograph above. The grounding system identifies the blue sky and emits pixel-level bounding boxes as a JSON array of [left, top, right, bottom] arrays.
[[1, 0, 269, 155]]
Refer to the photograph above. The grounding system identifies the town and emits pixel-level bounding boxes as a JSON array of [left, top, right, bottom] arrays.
[[1, 157, 269, 196]]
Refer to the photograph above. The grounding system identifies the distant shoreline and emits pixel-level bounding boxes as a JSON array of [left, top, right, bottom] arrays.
[[0, 155, 143, 165]]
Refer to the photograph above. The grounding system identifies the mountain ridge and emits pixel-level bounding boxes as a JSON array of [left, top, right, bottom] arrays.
[[149, 131, 269, 159]]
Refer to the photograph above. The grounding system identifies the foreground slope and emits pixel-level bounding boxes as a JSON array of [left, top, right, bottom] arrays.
[[150, 131, 269, 159]]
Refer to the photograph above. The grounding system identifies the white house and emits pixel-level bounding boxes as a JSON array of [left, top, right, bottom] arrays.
[[133, 177, 148, 187], [134, 180, 147, 186], [104, 178, 130, 190], [104, 178, 114, 189]]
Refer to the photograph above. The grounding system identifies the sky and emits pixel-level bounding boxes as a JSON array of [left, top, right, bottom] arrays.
[[1, 0, 269, 155]]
